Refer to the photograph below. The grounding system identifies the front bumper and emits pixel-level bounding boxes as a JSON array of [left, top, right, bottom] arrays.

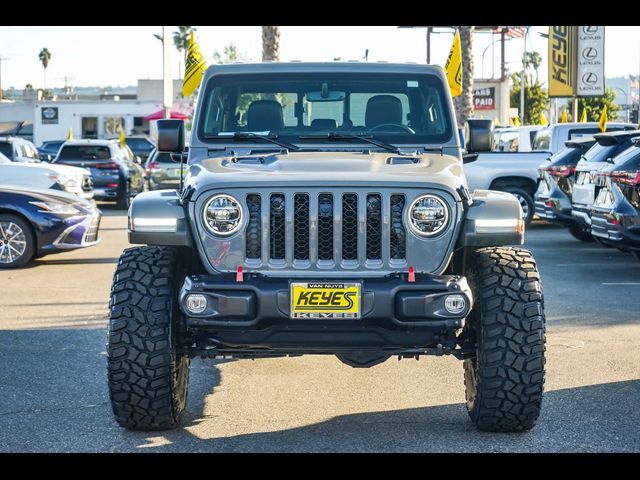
[[179, 272, 473, 351], [40, 213, 102, 253]]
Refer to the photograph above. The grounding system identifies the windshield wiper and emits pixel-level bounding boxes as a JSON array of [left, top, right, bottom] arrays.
[[299, 132, 404, 155], [205, 132, 301, 151]]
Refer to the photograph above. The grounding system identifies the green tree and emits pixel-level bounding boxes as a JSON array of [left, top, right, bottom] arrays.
[[38, 48, 51, 89], [453, 26, 475, 126], [173, 26, 197, 60], [262, 26, 280, 61], [212, 44, 243, 64], [568, 88, 620, 122], [510, 50, 549, 124], [24, 84, 33, 92]]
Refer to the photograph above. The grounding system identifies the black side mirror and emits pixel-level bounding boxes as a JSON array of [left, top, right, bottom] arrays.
[[463, 153, 479, 164], [156, 119, 185, 153], [465, 119, 494, 153]]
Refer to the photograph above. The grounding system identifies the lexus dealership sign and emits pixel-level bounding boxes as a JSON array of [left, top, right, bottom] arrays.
[[577, 26, 605, 96]]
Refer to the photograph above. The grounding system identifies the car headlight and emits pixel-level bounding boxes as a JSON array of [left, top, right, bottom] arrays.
[[29, 201, 81, 215], [202, 194, 243, 235], [407, 194, 449, 237]]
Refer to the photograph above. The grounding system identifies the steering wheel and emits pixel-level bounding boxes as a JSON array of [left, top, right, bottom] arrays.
[[367, 123, 415, 134]]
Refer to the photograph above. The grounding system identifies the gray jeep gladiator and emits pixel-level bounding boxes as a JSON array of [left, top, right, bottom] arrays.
[[107, 62, 545, 433]]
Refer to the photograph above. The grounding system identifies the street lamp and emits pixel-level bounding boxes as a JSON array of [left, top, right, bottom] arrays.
[[481, 37, 504, 79], [614, 86, 630, 123]]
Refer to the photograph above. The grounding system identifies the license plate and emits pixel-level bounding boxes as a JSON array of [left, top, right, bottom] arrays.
[[573, 184, 595, 205], [290, 282, 361, 319]]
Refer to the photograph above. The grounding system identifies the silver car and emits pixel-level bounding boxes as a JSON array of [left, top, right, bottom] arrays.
[[144, 149, 184, 190]]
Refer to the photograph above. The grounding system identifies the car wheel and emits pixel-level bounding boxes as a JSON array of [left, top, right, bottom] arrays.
[[463, 247, 545, 432], [116, 182, 133, 210], [0, 214, 35, 268], [107, 246, 190, 430], [568, 224, 595, 242], [502, 187, 535, 226]]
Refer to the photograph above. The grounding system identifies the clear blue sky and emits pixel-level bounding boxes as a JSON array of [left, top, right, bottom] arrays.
[[0, 26, 638, 90]]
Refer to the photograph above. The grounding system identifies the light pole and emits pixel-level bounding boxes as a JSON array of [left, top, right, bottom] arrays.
[[481, 37, 503, 79], [0, 55, 9, 102], [614, 86, 630, 123], [520, 27, 530, 125]]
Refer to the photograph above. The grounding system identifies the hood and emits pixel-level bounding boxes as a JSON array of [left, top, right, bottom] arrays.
[[3, 162, 89, 178], [0, 184, 94, 207], [189, 151, 466, 198]]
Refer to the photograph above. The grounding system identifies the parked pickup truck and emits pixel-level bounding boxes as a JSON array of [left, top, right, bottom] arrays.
[[465, 121, 637, 224]]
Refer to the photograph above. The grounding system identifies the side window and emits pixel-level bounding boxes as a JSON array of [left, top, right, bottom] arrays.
[[533, 129, 551, 150], [568, 128, 599, 140]]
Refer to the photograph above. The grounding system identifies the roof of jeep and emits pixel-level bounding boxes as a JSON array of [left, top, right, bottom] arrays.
[[202, 61, 444, 77]]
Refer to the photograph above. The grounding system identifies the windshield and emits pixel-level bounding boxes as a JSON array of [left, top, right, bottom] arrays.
[[198, 72, 453, 146], [610, 144, 640, 167]]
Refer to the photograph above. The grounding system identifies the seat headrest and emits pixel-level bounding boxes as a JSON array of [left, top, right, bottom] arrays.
[[247, 100, 284, 132], [365, 95, 403, 128], [310, 119, 337, 131]]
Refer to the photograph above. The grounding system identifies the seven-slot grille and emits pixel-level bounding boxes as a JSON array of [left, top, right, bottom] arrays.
[[244, 191, 407, 267], [84, 216, 100, 243]]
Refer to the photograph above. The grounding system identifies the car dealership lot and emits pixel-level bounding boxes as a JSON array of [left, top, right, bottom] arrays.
[[0, 208, 638, 452]]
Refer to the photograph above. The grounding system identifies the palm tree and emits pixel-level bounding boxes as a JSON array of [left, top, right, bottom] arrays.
[[38, 48, 52, 90], [173, 26, 196, 60], [262, 26, 280, 61], [453, 26, 475, 126]]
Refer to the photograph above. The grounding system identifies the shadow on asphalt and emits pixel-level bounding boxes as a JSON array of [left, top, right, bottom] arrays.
[[123, 376, 640, 452]]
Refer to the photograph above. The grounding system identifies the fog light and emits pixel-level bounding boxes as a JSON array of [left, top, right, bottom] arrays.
[[444, 294, 466, 315], [186, 294, 207, 314]]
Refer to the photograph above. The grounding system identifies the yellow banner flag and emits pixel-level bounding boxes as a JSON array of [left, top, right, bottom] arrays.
[[512, 116, 521, 127], [539, 112, 548, 126], [579, 109, 587, 123], [445, 30, 462, 97], [67, 128, 73, 140], [599, 105, 608, 133], [182, 32, 207, 97], [119, 129, 126, 146], [560, 110, 568, 123]]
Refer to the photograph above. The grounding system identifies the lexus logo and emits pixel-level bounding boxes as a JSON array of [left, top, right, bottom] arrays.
[[583, 26, 599, 35], [582, 72, 598, 85], [582, 47, 598, 60]]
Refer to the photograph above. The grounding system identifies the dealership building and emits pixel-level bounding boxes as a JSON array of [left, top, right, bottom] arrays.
[[0, 79, 191, 146]]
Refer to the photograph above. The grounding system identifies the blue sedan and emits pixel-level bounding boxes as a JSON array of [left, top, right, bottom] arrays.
[[0, 185, 101, 268]]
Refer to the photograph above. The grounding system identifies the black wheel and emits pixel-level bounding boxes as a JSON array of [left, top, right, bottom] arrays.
[[116, 182, 133, 210], [502, 187, 535, 226], [0, 214, 35, 268], [463, 247, 545, 432], [568, 224, 595, 242], [107, 246, 190, 430]]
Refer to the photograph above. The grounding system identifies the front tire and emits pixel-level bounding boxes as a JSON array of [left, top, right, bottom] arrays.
[[568, 224, 595, 242], [463, 247, 545, 432], [107, 246, 190, 430], [0, 214, 35, 268]]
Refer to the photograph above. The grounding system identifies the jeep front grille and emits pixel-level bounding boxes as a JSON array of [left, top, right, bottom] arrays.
[[244, 190, 408, 269]]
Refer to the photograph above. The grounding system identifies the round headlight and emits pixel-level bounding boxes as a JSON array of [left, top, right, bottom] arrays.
[[203, 194, 243, 236], [408, 194, 449, 237]]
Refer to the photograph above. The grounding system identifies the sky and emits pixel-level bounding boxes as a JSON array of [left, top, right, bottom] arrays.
[[0, 26, 639, 91]]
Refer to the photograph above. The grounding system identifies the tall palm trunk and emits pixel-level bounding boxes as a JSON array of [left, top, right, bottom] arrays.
[[453, 26, 475, 126], [262, 26, 280, 62]]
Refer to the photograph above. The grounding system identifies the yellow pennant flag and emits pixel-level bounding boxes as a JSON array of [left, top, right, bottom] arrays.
[[512, 116, 521, 127], [539, 112, 548, 126], [67, 128, 73, 140], [579, 109, 587, 123], [182, 32, 207, 97], [119, 129, 126, 146], [444, 30, 462, 97], [560, 110, 568, 123], [599, 105, 608, 133]]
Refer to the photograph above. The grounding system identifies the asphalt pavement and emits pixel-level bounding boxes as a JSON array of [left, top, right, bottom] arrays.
[[1, 207, 639, 452]]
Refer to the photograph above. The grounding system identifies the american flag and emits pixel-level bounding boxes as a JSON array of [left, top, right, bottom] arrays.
[[496, 26, 528, 38]]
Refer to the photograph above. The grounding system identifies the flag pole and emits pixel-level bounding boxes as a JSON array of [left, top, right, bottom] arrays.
[[520, 27, 529, 125], [162, 26, 173, 119]]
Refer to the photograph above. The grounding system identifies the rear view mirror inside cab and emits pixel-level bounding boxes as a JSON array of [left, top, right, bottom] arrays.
[[305, 89, 346, 102]]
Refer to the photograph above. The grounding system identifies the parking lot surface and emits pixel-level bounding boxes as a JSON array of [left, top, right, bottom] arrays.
[[1, 207, 638, 452]]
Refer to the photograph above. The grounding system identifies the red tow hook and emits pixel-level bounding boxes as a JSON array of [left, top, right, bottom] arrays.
[[408, 266, 416, 283], [236, 265, 244, 283]]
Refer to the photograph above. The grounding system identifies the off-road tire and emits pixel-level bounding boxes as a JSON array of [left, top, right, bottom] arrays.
[[107, 246, 190, 430], [463, 247, 545, 432], [568, 224, 594, 242]]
